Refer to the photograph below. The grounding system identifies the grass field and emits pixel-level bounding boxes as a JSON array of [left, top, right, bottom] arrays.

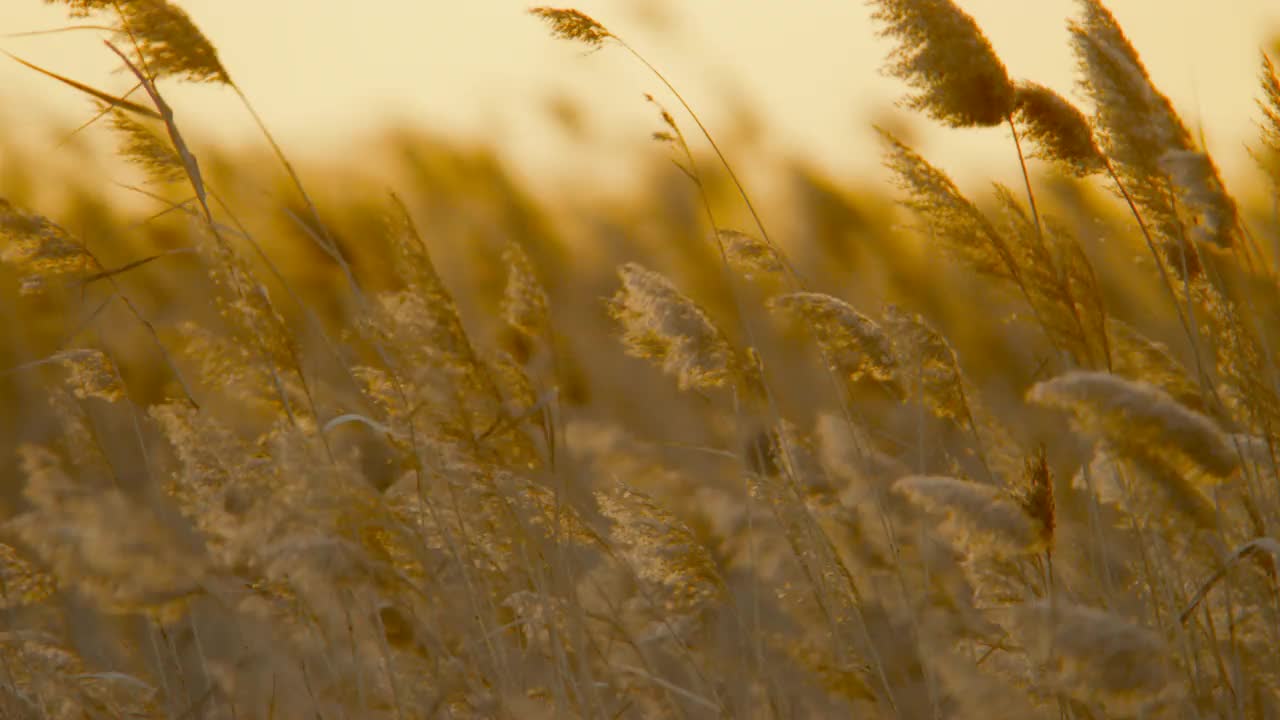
[[1, 0, 1280, 717]]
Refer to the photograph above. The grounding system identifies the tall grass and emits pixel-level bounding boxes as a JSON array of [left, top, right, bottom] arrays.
[[1, 0, 1279, 717]]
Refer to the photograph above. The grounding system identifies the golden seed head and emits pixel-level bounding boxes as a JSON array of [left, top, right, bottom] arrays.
[[610, 263, 738, 392], [1028, 370, 1237, 478], [1159, 150, 1239, 248], [529, 7, 613, 48], [47, 0, 230, 84], [893, 475, 1045, 556], [1013, 81, 1105, 176], [869, 0, 1016, 127], [1261, 53, 1280, 154]]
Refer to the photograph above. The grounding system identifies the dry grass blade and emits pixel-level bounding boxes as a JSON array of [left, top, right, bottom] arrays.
[[1, 49, 161, 118], [104, 41, 212, 219], [1180, 538, 1280, 624]]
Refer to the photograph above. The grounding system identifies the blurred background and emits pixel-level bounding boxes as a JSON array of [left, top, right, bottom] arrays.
[[2, 0, 1277, 199]]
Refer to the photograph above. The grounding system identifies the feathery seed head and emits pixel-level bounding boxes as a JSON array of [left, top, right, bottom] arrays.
[[1028, 370, 1237, 478], [1011, 601, 1176, 714], [43, 0, 113, 17], [47, 0, 230, 84], [53, 350, 126, 403], [1159, 150, 1238, 248], [0, 543, 56, 610], [878, 129, 1017, 280], [644, 94, 679, 134], [1259, 53, 1280, 187], [501, 241, 550, 341], [597, 483, 725, 617], [1261, 53, 1280, 154], [1072, 21, 1188, 156], [0, 199, 97, 295], [1018, 445, 1055, 547], [1069, 0, 1203, 248], [119, 0, 230, 83], [720, 229, 784, 277], [816, 414, 909, 496], [1129, 451, 1219, 529], [881, 305, 972, 421], [769, 292, 899, 389], [529, 7, 613, 48], [1013, 81, 1105, 176], [869, 0, 1016, 126], [609, 263, 738, 392], [107, 106, 186, 184], [893, 475, 1044, 555], [1107, 318, 1205, 412], [1068, 0, 1195, 175], [11, 446, 206, 614]]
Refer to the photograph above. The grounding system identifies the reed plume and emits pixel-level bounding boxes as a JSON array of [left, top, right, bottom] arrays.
[[1069, 0, 1193, 172], [1159, 150, 1239, 249], [47, 0, 230, 84], [52, 350, 126, 403], [878, 129, 1020, 282], [1028, 370, 1237, 478], [868, 0, 1016, 127], [597, 482, 725, 618], [769, 292, 899, 392], [893, 475, 1045, 556], [0, 200, 98, 295], [1258, 52, 1280, 191], [1262, 52, 1280, 156], [500, 240, 550, 342], [610, 263, 739, 392], [528, 7, 613, 48], [1011, 600, 1176, 714], [1069, 0, 1237, 251], [1012, 81, 1105, 177], [106, 106, 186, 184], [720, 229, 785, 278]]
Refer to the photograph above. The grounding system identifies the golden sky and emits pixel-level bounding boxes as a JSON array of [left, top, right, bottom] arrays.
[[2, 0, 1277, 194]]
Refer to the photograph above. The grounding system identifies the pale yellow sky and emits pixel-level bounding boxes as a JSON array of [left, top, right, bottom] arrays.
[[2, 0, 1277, 196]]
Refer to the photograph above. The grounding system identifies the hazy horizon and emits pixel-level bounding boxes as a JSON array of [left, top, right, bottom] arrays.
[[2, 0, 1277, 194]]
